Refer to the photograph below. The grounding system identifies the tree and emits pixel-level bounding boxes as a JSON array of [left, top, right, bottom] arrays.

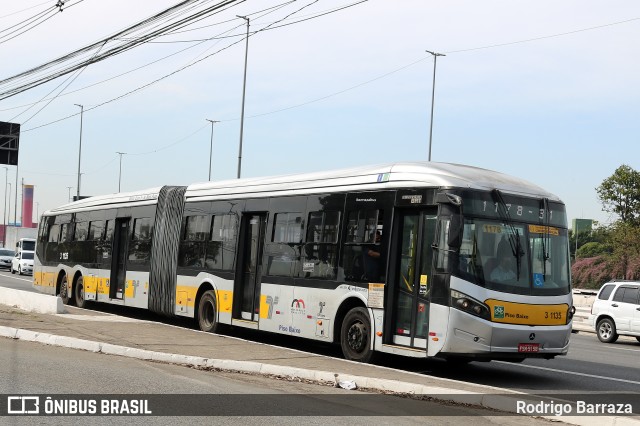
[[596, 164, 640, 225], [607, 222, 640, 280]]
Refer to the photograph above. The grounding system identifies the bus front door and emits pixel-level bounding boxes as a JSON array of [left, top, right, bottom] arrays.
[[110, 218, 130, 300], [235, 213, 266, 322], [390, 209, 437, 350]]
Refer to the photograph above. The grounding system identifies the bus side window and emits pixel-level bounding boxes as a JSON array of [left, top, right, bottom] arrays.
[[48, 224, 60, 243], [343, 209, 385, 283]]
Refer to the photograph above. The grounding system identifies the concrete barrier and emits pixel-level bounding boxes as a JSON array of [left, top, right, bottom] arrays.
[[0, 287, 64, 314]]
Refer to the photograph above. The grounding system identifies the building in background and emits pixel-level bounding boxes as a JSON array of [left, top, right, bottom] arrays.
[[1, 183, 37, 247]]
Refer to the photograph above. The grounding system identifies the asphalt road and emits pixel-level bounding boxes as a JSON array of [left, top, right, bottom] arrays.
[[0, 339, 552, 425], [1, 270, 639, 396]]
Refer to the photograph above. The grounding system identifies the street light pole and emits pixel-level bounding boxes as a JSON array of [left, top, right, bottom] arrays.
[[2, 167, 7, 247], [74, 104, 84, 199], [206, 119, 219, 181], [116, 152, 126, 193], [236, 15, 250, 179], [425, 50, 445, 162], [6, 183, 10, 228]]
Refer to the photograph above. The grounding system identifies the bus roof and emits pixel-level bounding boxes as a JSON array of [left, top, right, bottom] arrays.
[[185, 162, 560, 202], [42, 162, 561, 216], [43, 186, 165, 216]]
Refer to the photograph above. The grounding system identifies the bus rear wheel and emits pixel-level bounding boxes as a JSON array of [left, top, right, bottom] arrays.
[[198, 290, 220, 333], [59, 274, 71, 305], [340, 307, 374, 363], [75, 276, 87, 309]]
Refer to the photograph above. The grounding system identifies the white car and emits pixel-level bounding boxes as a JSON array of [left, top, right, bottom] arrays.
[[590, 281, 640, 343], [11, 250, 34, 275], [0, 248, 15, 269]]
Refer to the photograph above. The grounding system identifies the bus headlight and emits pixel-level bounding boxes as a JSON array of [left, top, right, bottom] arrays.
[[451, 290, 491, 321]]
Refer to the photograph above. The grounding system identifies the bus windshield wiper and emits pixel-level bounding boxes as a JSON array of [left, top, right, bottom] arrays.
[[491, 189, 523, 280], [541, 198, 551, 277]]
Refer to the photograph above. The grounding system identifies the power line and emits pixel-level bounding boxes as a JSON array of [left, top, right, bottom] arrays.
[[445, 16, 640, 54], [0, 0, 243, 100], [22, 0, 323, 132], [17, 7, 638, 137], [0, 0, 87, 45], [0, 1, 52, 20]]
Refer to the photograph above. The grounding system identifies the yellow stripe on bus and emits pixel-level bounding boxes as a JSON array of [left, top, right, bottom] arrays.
[[485, 299, 569, 326], [173, 286, 233, 312]]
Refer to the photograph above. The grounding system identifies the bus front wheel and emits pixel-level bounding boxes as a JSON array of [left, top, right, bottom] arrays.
[[340, 307, 374, 363], [197, 290, 220, 333]]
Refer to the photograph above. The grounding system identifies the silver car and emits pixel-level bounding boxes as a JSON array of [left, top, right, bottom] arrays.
[[0, 248, 15, 269]]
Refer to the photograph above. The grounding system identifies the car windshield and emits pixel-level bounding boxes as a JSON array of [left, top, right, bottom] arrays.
[[22, 252, 34, 260], [0, 249, 14, 256]]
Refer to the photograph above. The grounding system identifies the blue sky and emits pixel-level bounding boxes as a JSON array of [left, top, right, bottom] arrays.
[[1, 0, 639, 227]]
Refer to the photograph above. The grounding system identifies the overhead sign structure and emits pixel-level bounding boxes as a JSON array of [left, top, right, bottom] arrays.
[[0, 121, 20, 166]]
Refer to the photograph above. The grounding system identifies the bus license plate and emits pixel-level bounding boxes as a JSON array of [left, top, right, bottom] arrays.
[[518, 343, 539, 353]]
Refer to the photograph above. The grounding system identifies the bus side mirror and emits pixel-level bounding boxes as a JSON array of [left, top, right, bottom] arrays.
[[436, 192, 463, 250]]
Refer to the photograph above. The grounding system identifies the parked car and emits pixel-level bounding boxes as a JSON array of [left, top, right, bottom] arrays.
[[590, 281, 640, 343], [11, 250, 34, 275], [0, 248, 15, 269]]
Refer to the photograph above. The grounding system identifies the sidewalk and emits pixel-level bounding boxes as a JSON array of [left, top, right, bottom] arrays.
[[0, 291, 634, 425]]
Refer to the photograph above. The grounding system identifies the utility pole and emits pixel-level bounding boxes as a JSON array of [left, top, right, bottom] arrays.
[[74, 104, 84, 199], [206, 119, 219, 181], [236, 15, 250, 179], [425, 50, 445, 162], [2, 167, 7, 247], [116, 152, 126, 193]]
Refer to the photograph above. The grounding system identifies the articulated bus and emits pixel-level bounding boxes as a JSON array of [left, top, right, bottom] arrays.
[[34, 162, 574, 363]]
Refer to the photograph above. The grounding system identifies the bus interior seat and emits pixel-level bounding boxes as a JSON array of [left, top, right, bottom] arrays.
[[483, 257, 499, 278]]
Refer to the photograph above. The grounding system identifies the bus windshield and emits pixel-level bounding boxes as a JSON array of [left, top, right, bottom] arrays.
[[457, 219, 571, 296]]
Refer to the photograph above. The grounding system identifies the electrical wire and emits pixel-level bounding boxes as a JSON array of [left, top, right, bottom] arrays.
[[0, 0, 87, 45], [142, 0, 368, 43], [0, 0, 295, 112], [22, 0, 322, 132], [0, 0, 52, 20], [0, 0, 243, 99]]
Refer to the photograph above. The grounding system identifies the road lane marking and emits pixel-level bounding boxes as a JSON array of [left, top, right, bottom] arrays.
[[496, 361, 640, 385]]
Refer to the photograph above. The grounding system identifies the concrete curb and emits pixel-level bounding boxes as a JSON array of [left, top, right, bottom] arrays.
[[0, 287, 64, 314], [2, 325, 637, 425]]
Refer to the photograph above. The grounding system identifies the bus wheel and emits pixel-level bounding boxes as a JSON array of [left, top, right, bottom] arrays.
[[59, 274, 71, 305], [198, 290, 220, 333], [75, 276, 87, 309], [341, 307, 374, 363]]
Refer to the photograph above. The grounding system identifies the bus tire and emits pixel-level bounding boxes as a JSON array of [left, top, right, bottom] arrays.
[[340, 307, 374, 363], [75, 276, 87, 309], [59, 274, 71, 305], [597, 318, 618, 343], [198, 290, 220, 333]]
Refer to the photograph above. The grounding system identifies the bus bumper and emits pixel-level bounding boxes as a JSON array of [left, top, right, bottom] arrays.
[[441, 309, 571, 360]]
